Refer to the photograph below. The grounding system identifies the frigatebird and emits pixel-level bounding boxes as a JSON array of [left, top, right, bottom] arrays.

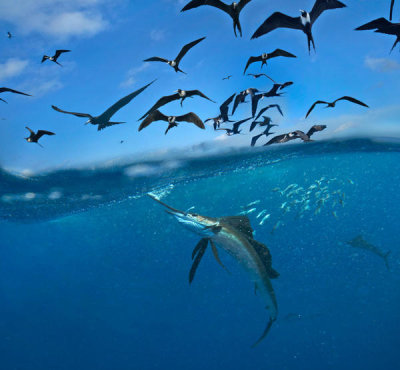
[[223, 75, 233, 80], [181, 0, 252, 37], [254, 104, 283, 122], [144, 37, 205, 74], [390, 0, 395, 21], [305, 124, 327, 138], [24, 127, 55, 147], [138, 110, 205, 134], [305, 96, 369, 118], [250, 116, 277, 132], [265, 125, 326, 145], [7, 32, 12, 39], [243, 49, 296, 74], [251, 0, 347, 53], [251, 126, 276, 146], [0, 87, 31, 103], [251, 82, 293, 117], [52, 80, 155, 131], [205, 93, 236, 128], [355, 17, 400, 52], [42, 50, 70, 66], [232, 88, 259, 115], [247, 73, 275, 82], [139, 89, 215, 120], [217, 117, 252, 135]]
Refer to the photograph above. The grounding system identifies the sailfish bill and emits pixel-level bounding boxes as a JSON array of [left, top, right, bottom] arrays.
[[148, 193, 279, 346]]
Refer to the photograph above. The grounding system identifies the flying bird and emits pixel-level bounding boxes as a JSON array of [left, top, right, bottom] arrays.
[[205, 93, 236, 128], [0, 87, 31, 103], [265, 131, 303, 146], [251, 126, 276, 146], [42, 50, 71, 66], [144, 37, 205, 74], [181, 0, 253, 37], [247, 73, 275, 82], [250, 116, 277, 132], [254, 104, 283, 122], [251, 0, 347, 53], [390, 0, 395, 20], [223, 75, 233, 80], [251, 82, 293, 117], [7, 32, 12, 39], [139, 89, 215, 120], [232, 88, 259, 115], [305, 96, 369, 118], [243, 49, 296, 74], [52, 80, 155, 131], [305, 124, 327, 138], [24, 127, 55, 147], [138, 110, 205, 134], [217, 117, 252, 135], [355, 17, 400, 52]]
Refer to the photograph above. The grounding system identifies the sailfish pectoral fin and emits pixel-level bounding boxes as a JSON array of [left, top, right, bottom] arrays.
[[189, 238, 209, 284], [251, 317, 276, 348], [209, 240, 230, 274]]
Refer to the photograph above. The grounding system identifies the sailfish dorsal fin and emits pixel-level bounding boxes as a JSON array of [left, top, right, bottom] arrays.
[[248, 239, 279, 279], [220, 216, 254, 238]]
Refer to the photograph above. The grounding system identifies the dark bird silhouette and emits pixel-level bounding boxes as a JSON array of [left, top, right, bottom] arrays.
[[7, 32, 12, 39], [217, 117, 252, 135], [232, 88, 259, 115], [139, 89, 214, 120], [138, 110, 205, 134], [250, 116, 277, 132], [205, 93, 236, 128], [144, 37, 205, 74], [355, 17, 400, 52], [223, 75, 233, 80], [24, 127, 55, 147], [181, 0, 252, 37], [306, 124, 327, 138], [251, 82, 293, 117], [247, 73, 275, 82], [251, 126, 276, 146], [254, 104, 283, 122], [390, 0, 395, 21], [0, 87, 32, 103], [52, 80, 155, 131], [41, 50, 71, 66], [251, 0, 347, 53], [305, 96, 369, 118], [243, 49, 296, 74]]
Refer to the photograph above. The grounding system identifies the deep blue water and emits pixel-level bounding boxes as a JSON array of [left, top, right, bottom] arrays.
[[0, 138, 399, 370]]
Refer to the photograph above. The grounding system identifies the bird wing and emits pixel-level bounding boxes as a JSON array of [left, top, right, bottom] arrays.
[[251, 94, 264, 117], [0, 87, 31, 96], [254, 106, 268, 122], [54, 49, 70, 60], [243, 56, 262, 74], [139, 93, 180, 120], [265, 134, 286, 145], [306, 125, 326, 137], [355, 17, 393, 31], [270, 104, 283, 116], [305, 100, 328, 118], [51, 105, 92, 118], [36, 130, 56, 139], [268, 48, 297, 59], [175, 37, 206, 64], [25, 126, 34, 134], [237, 0, 252, 12], [138, 110, 169, 131], [232, 93, 246, 115], [233, 117, 252, 131], [390, 0, 395, 20], [295, 130, 310, 142], [251, 12, 302, 39], [143, 56, 169, 63], [279, 81, 293, 90], [176, 112, 205, 129], [310, 0, 347, 25], [251, 133, 263, 147], [335, 96, 369, 108], [97, 122, 125, 131], [186, 90, 215, 102], [220, 93, 236, 119], [181, 0, 231, 14], [100, 79, 156, 121], [41, 55, 48, 63]]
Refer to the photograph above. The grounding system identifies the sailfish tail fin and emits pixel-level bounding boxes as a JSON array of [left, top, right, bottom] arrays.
[[383, 251, 391, 271], [251, 317, 276, 348]]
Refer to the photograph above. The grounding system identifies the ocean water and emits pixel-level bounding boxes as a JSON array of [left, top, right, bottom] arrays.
[[0, 138, 399, 370]]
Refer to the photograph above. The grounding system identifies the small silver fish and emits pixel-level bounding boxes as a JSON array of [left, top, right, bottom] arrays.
[[239, 208, 257, 215], [256, 210, 267, 219], [259, 214, 271, 225]]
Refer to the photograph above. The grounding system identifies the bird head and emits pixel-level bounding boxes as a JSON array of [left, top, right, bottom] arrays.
[[85, 118, 93, 125], [169, 60, 176, 67], [300, 10, 308, 17], [24, 137, 31, 142], [232, 2, 238, 9]]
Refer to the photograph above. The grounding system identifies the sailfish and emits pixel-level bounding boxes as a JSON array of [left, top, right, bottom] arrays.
[[148, 194, 279, 347]]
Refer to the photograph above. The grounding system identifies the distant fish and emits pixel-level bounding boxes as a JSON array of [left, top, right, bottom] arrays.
[[243, 200, 261, 208], [271, 220, 281, 234], [256, 210, 267, 219], [239, 208, 257, 215], [348, 179, 354, 185], [332, 211, 338, 219], [346, 235, 391, 270], [259, 214, 271, 225]]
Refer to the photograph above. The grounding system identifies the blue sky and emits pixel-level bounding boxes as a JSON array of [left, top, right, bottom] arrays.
[[0, 0, 400, 172]]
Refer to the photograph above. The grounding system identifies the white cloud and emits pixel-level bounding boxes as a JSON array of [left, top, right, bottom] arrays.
[[150, 29, 166, 42], [0, 58, 29, 80], [0, 0, 111, 39], [120, 63, 150, 88], [365, 56, 400, 72]]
